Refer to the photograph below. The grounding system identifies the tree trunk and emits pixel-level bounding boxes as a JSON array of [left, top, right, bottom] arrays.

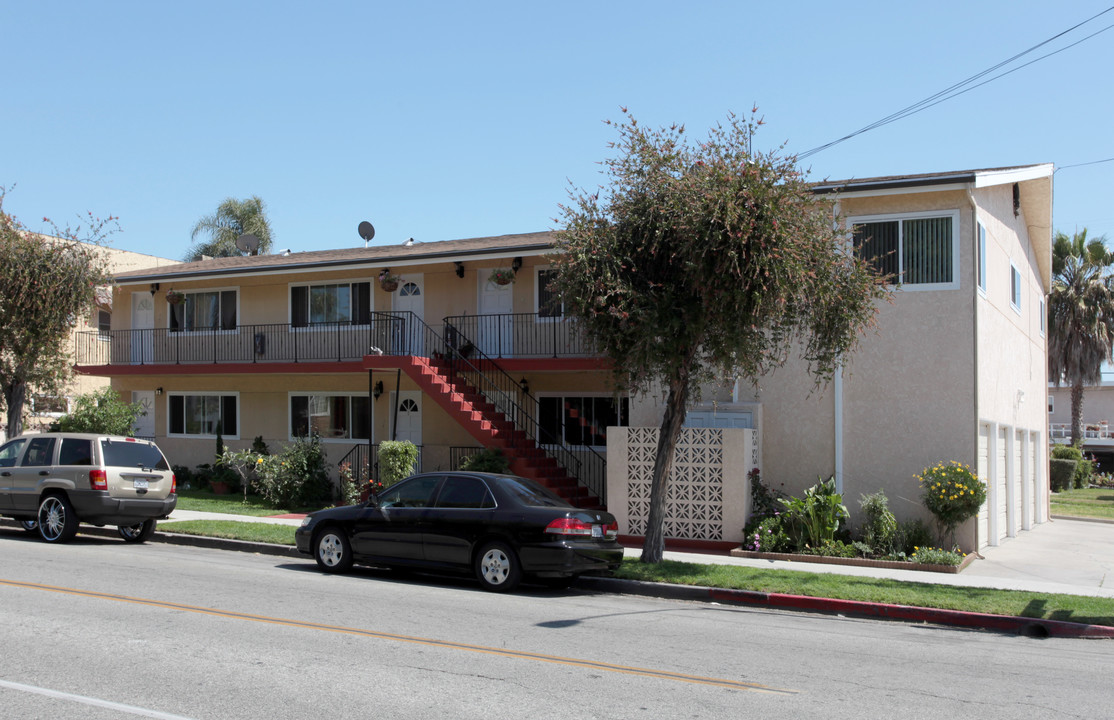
[[640, 357, 694, 564], [1070, 381, 1085, 447], [4, 379, 26, 439]]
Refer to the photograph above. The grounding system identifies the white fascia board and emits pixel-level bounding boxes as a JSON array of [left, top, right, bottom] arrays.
[[825, 182, 970, 199], [973, 164, 1054, 188], [114, 247, 556, 287]]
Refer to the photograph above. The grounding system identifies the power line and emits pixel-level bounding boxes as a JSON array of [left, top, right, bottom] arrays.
[[1057, 157, 1114, 172], [797, 6, 1114, 161]]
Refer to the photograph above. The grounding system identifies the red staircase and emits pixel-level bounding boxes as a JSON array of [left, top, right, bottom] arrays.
[[396, 355, 602, 508]]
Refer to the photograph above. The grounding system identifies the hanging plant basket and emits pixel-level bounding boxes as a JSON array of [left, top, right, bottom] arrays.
[[165, 290, 185, 305], [490, 268, 516, 286], [378, 270, 401, 292]]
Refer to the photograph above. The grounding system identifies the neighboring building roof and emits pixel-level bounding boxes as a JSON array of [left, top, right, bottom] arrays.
[[114, 231, 557, 284], [810, 163, 1054, 194]]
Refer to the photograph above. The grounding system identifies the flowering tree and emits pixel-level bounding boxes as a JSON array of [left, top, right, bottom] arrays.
[[0, 190, 115, 437], [552, 110, 889, 562]]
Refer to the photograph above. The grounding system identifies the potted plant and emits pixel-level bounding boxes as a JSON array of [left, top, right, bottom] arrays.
[[489, 268, 515, 286], [165, 289, 185, 305], [378, 269, 401, 292]]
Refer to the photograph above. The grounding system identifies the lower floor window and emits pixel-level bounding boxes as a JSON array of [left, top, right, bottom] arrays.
[[291, 394, 369, 440], [169, 394, 238, 437], [538, 395, 628, 447]]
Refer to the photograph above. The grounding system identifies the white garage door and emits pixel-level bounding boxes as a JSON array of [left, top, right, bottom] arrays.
[[977, 424, 989, 547], [996, 427, 1008, 542]]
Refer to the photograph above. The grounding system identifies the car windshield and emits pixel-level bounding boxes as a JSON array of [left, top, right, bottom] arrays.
[[100, 440, 170, 471], [498, 476, 572, 508]]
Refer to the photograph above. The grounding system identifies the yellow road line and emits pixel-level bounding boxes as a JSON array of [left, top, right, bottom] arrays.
[[1, 577, 796, 695]]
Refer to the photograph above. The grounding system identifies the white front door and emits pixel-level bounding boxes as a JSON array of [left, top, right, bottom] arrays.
[[478, 269, 514, 358], [132, 391, 155, 438], [390, 391, 422, 446], [392, 275, 425, 355], [131, 292, 155, 364]]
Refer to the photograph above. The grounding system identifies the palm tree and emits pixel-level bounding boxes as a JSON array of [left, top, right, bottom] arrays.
[[185, 196, 273, 261], [1048, 247, 1114, 446], [1052, 227, 1112, 277]]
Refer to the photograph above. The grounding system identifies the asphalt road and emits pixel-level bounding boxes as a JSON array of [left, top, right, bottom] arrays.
[[1, 529, 1111, 720]]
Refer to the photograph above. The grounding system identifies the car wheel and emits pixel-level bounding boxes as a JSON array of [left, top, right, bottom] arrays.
[[38, 494, 79, 543], [19, 519, 38, 534], [118, 519, 157, 543], [475, 541, 521, 593], [314, 527, 353, 573]]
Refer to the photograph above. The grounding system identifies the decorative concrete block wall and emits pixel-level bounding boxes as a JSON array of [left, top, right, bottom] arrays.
[[607, 427, 757, 544]]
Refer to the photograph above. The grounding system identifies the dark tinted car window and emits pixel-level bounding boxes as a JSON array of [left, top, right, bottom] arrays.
[[0, 438, 26, 468], [21, 437, 56, 467], [498, 476, 571, 508], [58, 438, 93, 466], [436, 476, 495, 509], [378, 476, 440, 508], [100, 440, 170, 471]]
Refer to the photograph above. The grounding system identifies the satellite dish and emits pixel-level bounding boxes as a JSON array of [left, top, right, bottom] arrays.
[[358, 221, 376, 244], [236, 233, 261, 255]]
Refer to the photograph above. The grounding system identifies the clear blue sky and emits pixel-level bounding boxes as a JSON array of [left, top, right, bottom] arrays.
[[2, 1, 1111, 260]]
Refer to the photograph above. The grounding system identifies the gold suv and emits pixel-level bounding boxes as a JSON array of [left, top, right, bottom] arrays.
[[0, 433, 176, 543]]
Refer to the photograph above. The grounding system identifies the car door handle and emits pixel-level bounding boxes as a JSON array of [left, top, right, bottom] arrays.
[[0, 471, 10, 477], [38, 471, 49, 476]]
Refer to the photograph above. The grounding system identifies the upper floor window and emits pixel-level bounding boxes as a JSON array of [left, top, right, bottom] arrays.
[[976, 222, 987, 293], [850, 211, 959, 290], [291, 281, 371, 327], [169, 393, 238, 437], [1010, 262, 1022, 313], [170, 290, 237, 332], [1040, 298, 1046, 336], [97, 309, 112, 340], [536, 267, 564, 318]]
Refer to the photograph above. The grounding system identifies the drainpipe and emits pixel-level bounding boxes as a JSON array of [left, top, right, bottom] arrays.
[[835, 364, 843, 494]]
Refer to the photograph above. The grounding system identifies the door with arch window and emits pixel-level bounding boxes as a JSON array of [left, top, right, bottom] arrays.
[[392, 275, 425, 355], [390, 391, 422, 447]]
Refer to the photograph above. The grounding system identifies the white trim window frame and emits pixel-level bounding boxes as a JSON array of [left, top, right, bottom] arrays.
[[848, 209, 961, 291], [97, 309, 112, 341], [167, 392, 239, 438], [534, 266, 564, 321], [1039, 297, 1046, 337], [976, 221, 988, 295], [168, 288, 239, 334], [288, 392, 371, 442], [535, 392, 629, 450], [1010, 261, 1023, 314], [1048, 395, 1054, 414], [289, 280, 372, 330]]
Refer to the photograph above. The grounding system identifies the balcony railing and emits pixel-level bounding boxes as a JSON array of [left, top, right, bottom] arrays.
[[76, 314, 596, 367], [1051, 423, 1114, 441], [442, 313, 594, 359]]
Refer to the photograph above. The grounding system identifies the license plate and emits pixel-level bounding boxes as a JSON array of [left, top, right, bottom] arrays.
[[591, 524, 603, 539], [133, 479, 149, 491]]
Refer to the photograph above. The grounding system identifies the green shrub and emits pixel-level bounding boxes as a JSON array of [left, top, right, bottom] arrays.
[[50, 388, 142, 435], [1051, 444, 1083, 461], [459, 448, 510, 474], [917, 461, 987, 546], [1049, 459, 1076, 491], [910, 546, 965, 567], [378, 441, 419, 487], [1073, 457, 1093, 489], [895, 519, 935, 556], [858, 490, 898, 555], [255, 436, 333, 509], [778, 476, 848, 551], [800, 540, 858, 558], [743, 514, 790, 553], [251, 435, 270, 455], [172, 465, 193, 489]]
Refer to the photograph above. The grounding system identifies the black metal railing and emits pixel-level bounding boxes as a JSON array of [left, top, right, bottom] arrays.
[[75, 321, 379, 366], [370, 311, 606, 504], [339, 442, 424, 485], [451, 446, 485, 470], [441, 313, 593, 359]]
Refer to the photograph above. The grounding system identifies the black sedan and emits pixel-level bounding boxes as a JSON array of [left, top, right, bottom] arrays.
[[295, 471, 624, 592]]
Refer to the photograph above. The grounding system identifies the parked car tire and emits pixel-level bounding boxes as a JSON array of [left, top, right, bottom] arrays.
[[314, 527, 353, 573], [38, 494, 79, 543], [475, 541, 521, 593], [19, 519, 38, 534], [118, 519, 157, 543]]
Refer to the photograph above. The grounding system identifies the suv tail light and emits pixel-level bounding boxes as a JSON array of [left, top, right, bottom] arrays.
[[545, 517, 593, 537], [89, 469, 108, 491], [171, 473, 177, 494]]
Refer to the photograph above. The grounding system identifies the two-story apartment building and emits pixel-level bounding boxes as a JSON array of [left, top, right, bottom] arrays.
[[76, 163, 1053, 550]]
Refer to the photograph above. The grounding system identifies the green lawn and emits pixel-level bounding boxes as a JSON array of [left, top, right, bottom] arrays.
[[1050, 487, 1114, 520], [174, 490, 319, 516], [164, 520, 298, 546]]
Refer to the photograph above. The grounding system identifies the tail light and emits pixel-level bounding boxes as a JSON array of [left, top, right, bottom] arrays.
[[171, 473, 177, 494], [605, 521, 618, 540], [545, 517, 593, 537], [89, 469, 108, 491]]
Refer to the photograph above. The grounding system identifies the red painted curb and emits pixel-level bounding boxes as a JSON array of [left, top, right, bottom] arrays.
[[706, 587, 1114, 639]]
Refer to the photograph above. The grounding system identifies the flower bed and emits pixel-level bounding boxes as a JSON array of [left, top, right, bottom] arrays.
[[728, 548, 978, 574]]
